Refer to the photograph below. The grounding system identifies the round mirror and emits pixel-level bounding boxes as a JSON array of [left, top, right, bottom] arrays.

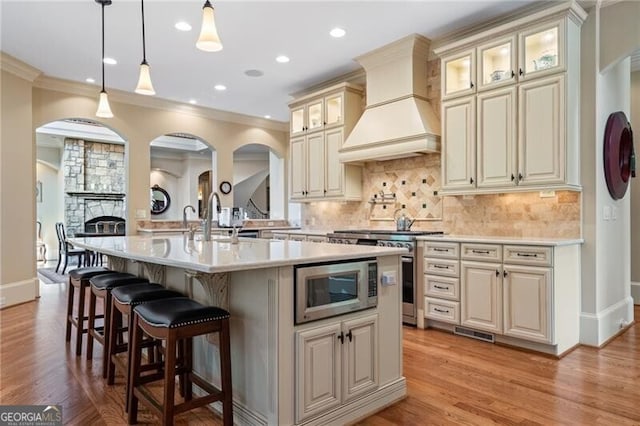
[[150, 185, 171, 215]]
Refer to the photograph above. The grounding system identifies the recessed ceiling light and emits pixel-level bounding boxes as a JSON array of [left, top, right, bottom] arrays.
[[86, 77, 95, 83], [103, 57, 117, 65], [175, 21, 192, 32], [275, 55, 290, 63], [264, 115, 271, 119], [214, 84, 227, 91], [245, 69, 264, 77], [189, 99, 197, 104], [330, 27, 346, 38]]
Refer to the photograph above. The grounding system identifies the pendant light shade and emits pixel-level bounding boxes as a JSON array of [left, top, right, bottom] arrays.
[[95, 0, 113, 119], [196, 0, 223, 52], [96, 90, 114, 118], [135, 0, 155, 95]]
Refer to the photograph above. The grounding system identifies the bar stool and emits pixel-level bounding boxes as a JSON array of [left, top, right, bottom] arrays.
[[128, 298, 233, 426], [65, 267, 112, 356], [108, 283, 183, 411], [86, 272, 149, 378]]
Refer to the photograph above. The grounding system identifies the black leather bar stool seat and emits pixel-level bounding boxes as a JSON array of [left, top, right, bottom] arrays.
[[65, 266, 111, 356], [128, 298, 233, 426], [87, 272, 149, 378], [108, 283, 183, 412]]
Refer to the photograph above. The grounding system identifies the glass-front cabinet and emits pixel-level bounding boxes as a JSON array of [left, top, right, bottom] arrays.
[[442, 48, 476, 99], [477, 36, 517, 91], [324, 92, 344, 128], [518, 20, 565, 80], [290, 99, 324, 136]]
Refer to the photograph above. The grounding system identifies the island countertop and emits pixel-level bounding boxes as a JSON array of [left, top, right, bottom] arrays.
[[69, 235, 407, 274]]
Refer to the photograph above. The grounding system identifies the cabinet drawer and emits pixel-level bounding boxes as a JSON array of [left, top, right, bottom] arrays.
[[424, 275, 460, 301], [289, 234, 307, 242], [425, 298, 460, 324], [307, 235, 327, 243], [461, 243, 502, 262], [503, 245, 552, 266], [424, 242, 459, 259], [423, 258, 459, 277]]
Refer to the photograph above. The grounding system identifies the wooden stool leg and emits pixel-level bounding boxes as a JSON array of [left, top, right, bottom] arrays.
[[86, 289, 97, 360], [162, 331, 177, 426], [102, 293, 112, 379], [75, 283, 87, 356], [127, 313, 143, 425], [220, 318, 233, 426], [184, 337, 193, 401], [124, 308, 134, 413], [107, 299, 120, 385], [65, 280, 75, 342]]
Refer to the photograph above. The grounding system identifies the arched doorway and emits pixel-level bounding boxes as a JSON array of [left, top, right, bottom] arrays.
[[35, 118, 127, 262]]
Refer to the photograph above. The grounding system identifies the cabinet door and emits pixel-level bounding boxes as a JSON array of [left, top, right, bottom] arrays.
[[442, 48, 476, 99], [503, 265, 552, 343], [306, 132, 326, 197], [477, 86, 517, 188], [442, 96, 476, 190], [518, 19, 565, 81], [461, 261, 503, 333], [342, 315, 378, 403], [296, 323, 342, 422], [518, 74, 565, 185], [290, 136, 307, 199], [290, 105, 306, 136], [324, 127, 344, 197], [306, 99, 324, 133], [477, 36, 517, 91], [324, 92, 344, 128]]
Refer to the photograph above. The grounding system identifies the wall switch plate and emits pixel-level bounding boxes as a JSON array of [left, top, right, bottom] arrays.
[[612, 206, 618, 220], [603, 205, 611, 221], [0, 297, 6, 307], [381, 271, 397, 286], [539, 190, 556, 198], [136, 209, 147, 219]]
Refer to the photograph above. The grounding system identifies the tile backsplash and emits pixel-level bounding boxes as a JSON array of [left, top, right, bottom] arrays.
[[301, 155, 581, 238]]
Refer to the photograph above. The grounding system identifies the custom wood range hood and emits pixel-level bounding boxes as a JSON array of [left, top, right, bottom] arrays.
[[339, 34, 441, 163]]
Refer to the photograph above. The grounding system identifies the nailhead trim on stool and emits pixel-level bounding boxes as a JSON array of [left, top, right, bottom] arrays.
[[86, 272, 149, 378], [65, 267, 111, 356], [108, 283, 184, 412], [129, 298, 233, 426]]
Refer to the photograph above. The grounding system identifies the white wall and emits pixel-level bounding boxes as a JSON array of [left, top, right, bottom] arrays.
[[36, 160, 62, 260], [630, 71, 640, 302]]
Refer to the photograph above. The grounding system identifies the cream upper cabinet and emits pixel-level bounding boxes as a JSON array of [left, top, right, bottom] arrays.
[[461, 261, 503, 334], [518, 74, 565, 185], [442, 95, 476, 190], [477, 36, 517, 91], [442, 48, 476, 100], [289, 83, 363, 202], [518, 19, 565, 81], [477, 86, 517, 188]]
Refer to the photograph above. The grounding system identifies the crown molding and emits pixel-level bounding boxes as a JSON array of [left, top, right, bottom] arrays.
[[31, 74, 289, 133], [289, 69, 365, 99], [0, 51, 42, 82]]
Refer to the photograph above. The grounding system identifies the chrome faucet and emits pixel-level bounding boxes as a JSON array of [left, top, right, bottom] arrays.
[[203, 192, 221, 241], [182, 205, 196, 228]]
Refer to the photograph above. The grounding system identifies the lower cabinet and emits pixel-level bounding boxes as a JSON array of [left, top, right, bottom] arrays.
[[295, 314, 378, 423], [461, 261, 503, 334]]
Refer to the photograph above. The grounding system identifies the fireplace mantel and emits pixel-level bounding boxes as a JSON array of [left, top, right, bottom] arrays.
[[66, 191, 126, 200]]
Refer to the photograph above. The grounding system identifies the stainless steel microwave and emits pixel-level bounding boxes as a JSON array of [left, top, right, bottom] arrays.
[[294, 258, 378, 324]]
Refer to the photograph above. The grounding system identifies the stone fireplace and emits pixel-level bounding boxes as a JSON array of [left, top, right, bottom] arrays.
[[63, 138, 126, 236]]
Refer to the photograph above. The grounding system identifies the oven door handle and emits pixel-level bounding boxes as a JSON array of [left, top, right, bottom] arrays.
[[401, 257, 413, 263]]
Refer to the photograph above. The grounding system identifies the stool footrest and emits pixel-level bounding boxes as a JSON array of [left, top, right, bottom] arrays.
[[175, 390, 224, 415]]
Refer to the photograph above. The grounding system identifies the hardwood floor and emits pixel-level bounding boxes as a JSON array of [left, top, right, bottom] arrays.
[[1, 280, 639, 425]]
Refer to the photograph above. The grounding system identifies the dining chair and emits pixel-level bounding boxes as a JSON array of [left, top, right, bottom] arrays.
[[36, 221, 47, 262], [55, 222, 85, 274]]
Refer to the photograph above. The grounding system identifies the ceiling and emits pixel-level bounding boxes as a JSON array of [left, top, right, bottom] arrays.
[[1, 0, 543, 123]]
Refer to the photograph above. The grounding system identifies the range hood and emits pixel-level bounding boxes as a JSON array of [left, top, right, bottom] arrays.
[[339, 34, 440, 163]]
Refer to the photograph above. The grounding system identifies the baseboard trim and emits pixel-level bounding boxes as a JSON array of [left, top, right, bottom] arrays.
[[631, 281, 640, 304], [0, 277, 39, 309], [580, 296, 635, 346]]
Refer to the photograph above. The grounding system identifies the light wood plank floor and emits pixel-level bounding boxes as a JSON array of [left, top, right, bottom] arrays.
[[1, 280, 639, 425]]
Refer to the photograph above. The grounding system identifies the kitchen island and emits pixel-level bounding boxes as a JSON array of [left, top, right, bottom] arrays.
[[70, 235, 407, 425]]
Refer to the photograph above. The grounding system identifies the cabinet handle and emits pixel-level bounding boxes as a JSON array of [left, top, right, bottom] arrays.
[[511, 70, 515, 78], [511, 174, 515, 182], [433, 265, 450, 270], [433, 248, 448, 252], [516, 252, 538, 258], [434, 308, 450, 314], [519, 68, 524, 76], [470, 177, 474, 184], [323, 121, 327, 126], [324, 189, 327, 194], [495, 270, 500, 277], [470, 82, 475, 89], [434, 285, 449, 290], [337, 331, 344, 344], [472, 249, 490, 254], [346, 330, 353, 342], [503, 270, 508, 277], [518, 173, 523, 181]]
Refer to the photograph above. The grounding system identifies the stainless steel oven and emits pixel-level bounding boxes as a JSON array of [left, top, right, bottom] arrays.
[[295, 258, 378, 324], [327, 230, 443, 325]]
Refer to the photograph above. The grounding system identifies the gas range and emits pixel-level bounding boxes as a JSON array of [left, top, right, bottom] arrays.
[[327, 229, 444, 251]]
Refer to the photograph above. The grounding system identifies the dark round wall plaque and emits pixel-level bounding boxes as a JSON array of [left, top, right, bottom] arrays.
[[603, 111, 635, 200]]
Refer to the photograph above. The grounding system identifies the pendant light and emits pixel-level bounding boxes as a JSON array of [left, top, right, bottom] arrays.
[[135, 0, 155, 95], [196, 0, 223, 52], [95, 0, 113, 118]]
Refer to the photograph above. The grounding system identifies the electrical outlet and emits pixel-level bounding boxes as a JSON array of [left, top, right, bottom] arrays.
[[136, 209, 147, 219], [603, 205, 611, 221], [267, 221, 274, 227], [0, 297, 6, 307], [539, 190, 556, 198], [612, 206, 618, 221]]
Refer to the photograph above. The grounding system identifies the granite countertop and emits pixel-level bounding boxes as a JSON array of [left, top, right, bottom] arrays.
[[69, 235, 406, 273], [416, 234, 584, 247], [269, 229, 332, 236], [137, 226, 301, 234]]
